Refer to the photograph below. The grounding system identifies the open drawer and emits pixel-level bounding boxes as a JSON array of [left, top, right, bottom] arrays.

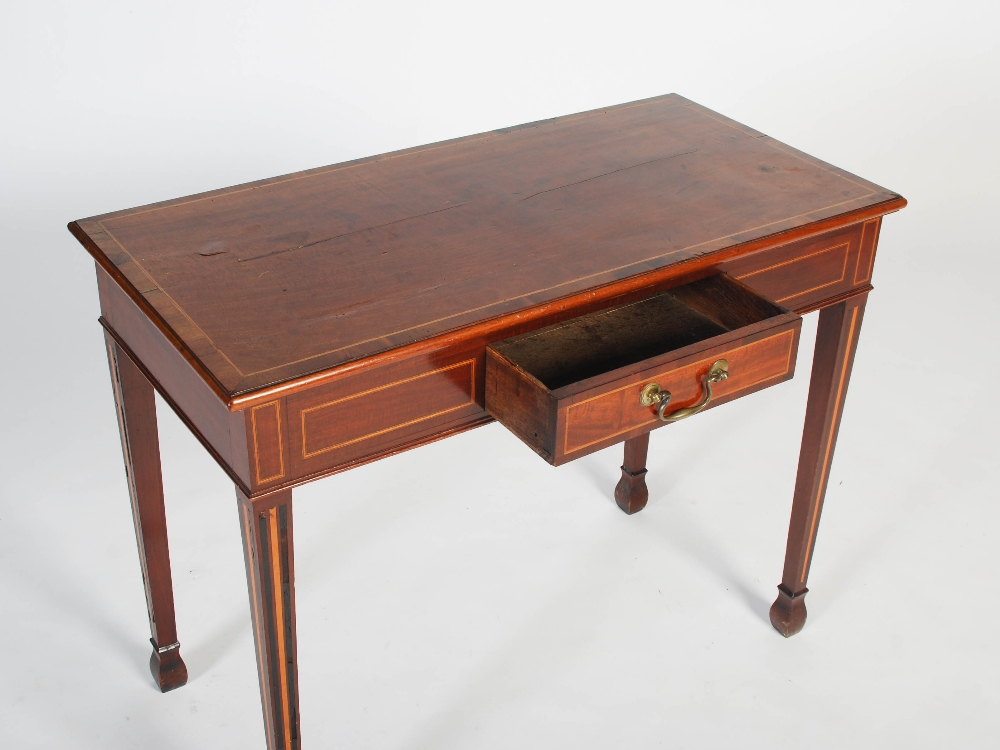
[[485, 274, 802, 465]]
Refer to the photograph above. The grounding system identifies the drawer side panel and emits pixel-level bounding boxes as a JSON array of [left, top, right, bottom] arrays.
[[485, 350, 558, 462]]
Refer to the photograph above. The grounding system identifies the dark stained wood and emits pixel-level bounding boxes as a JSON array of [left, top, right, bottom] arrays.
[[485, 348, 558, 463], [492, 286, 730, 391], [615, 433, 650, 515], [105, 333, 188, 692], [238, 487, 300, 750], [69, 94, 904, 401], [769, 293, 868, 637], [486, 275, 801, 465]]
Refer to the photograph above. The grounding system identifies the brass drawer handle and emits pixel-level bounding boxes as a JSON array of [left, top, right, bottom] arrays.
[[639, 359, 729, 422]]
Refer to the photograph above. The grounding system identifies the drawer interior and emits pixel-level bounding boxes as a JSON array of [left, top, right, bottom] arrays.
[[491, 274, 788, 390]]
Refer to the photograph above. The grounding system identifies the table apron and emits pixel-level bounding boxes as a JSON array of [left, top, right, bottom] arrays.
[[95, 218, 881, 498]]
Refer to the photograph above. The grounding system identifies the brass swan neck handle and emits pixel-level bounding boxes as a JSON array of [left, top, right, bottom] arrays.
[[639, 360, 729, 423]]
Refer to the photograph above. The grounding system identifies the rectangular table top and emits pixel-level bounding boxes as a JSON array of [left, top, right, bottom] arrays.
[[70, 94, 903, 397]]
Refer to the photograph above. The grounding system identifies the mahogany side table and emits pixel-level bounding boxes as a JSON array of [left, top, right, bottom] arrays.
[[69, 94, 905, 750]]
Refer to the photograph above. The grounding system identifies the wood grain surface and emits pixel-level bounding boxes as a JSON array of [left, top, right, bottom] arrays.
[[70, 94, 903, 398]]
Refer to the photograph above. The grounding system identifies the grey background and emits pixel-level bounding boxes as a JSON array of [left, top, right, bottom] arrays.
[[2, 1, 997, 747]]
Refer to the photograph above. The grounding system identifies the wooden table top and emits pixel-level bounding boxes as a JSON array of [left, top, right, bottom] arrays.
[[71, 94, 903, 397]]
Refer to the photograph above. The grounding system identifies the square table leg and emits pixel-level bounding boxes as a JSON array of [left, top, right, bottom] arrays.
[[770, 293, 868, 636], [237, 487, 301, 750], [105, 333, 188, 691]]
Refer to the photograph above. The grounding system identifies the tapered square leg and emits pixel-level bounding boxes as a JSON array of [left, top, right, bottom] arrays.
[[106, 334, 188, 691], [238, 488, 300, 750], [615, 433, 651, 514], [771, 295, 867, 637]]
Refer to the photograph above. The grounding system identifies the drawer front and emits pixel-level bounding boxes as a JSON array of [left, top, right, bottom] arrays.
[[301, 360, 475, 459], [720, 220, 880, 311], [285, 348, 485, 480], [554, 323, 800, 464]]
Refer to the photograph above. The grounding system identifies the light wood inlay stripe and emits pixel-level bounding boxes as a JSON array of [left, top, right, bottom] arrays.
[[853, 218, 880, 284], [801, 305, 858, 582], [225, 193, 867, 376], [736, 242, 850, 303], [301, 359, 476, 458], [95, 114, 881, 382], [242, 504, 275, 744], [268, 507, 292, 750], [252, 401, 286, 484]]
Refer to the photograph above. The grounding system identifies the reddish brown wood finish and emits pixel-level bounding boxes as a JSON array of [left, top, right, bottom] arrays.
[[556, 325, 799, 463], [283, 344, 483, 487], [238, 487, 300, 750], [853, 218, 881, 285], [769, 294, 868, 637], [81, 198, 896, 498], [105, 333, 188, 692], [251, 401, 287, 486], [485, 276, 802, 466], [720, 223, 863, 312], [72, 94, 907, 747], [98, 265, 252, 492], [69, 94, 903, 401], [615, 433, 650, 515]]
